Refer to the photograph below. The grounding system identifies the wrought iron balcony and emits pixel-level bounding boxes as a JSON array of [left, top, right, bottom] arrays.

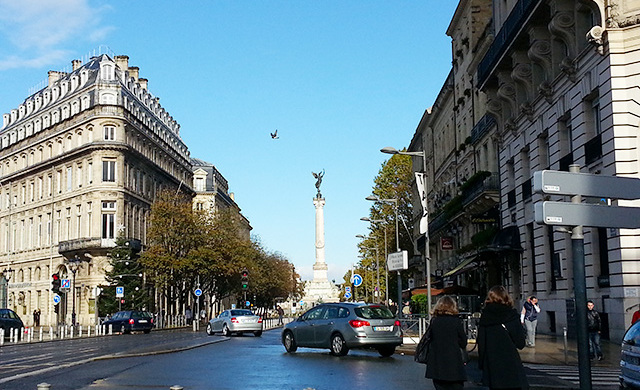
[[477, 0, 542, 87], [471, 114, 497, 145]]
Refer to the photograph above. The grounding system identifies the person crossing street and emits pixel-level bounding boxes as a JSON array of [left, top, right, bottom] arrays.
[[521, 296, 540, 347]]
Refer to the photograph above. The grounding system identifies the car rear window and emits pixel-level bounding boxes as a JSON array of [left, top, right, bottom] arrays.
[[624, 322, 640, 345], [231, 310, 252, 316], [354, 305, 395, 319], [132, 311, 151, 319]]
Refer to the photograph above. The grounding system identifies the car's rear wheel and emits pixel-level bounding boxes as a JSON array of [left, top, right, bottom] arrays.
[[377, 345, 395, 357], [206, 323, 214, 335], [222, 324, 231, 337], [330, 333, 349, 356], [254, 330, 262, 337], [283, 330, 297, 353]]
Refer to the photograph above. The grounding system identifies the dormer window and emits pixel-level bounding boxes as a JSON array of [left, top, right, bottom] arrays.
[[101, 64, 114, 80]]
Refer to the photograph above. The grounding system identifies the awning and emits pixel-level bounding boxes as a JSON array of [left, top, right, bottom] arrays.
[[443, 256, 478, 277]]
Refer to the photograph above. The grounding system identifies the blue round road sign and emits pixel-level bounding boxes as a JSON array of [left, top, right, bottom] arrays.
[[53, 294, 61, 305], [352, 274, 363, 287], [344, 292, 352, 299], [194, 288, 202, 297]]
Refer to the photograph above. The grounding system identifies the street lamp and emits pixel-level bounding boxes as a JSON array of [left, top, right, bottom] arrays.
[[360, 217, 388, 305], [68, 256, 84, 326], [366, 195, 404, 316], [1, 267, 14, 309], [381, 146, 431, 319]]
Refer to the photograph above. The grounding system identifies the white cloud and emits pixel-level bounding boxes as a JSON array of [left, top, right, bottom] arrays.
[[0, 0, 113, 69]]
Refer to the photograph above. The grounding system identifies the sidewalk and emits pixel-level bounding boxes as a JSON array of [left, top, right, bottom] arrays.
[[400, 333, 620, 368]]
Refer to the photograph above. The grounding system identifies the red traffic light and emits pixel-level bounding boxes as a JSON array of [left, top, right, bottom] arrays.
[[52, 273, 60, 281], [241, 269, 249, 278]]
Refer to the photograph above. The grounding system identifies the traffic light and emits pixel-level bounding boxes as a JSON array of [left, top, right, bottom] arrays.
[[51, 273, 61, 294], [241, 269, 249, 290]]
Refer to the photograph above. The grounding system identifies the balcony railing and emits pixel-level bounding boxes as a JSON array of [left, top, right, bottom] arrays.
[[471, 115, 497, 145], [462, 173, 500, 206], [477, 0, 542, 86]]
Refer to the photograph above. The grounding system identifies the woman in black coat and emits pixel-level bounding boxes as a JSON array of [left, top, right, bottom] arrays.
[[478, 285, 529, 390], [425, 295, 468, 390]]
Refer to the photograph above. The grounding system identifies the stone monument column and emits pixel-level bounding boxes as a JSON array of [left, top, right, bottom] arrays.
[[313, 197, 328, 281]]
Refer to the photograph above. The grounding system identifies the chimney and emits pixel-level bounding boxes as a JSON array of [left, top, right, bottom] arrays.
[[229, 192, 235, 201], [72, 59, 82, 71], [114, 55, 129, 72], [48, 71, 62, 87], [138, 78, 148, 90], [128, 66, 139, 82]]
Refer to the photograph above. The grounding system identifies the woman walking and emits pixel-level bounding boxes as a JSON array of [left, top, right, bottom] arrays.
[[425, 295, 468, 390], [478, 285, 529, 390]]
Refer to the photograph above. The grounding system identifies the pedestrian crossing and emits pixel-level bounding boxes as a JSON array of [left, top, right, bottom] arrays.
[[525, 363, 621, 388]]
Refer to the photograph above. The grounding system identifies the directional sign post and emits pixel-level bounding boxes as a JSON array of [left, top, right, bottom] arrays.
[[387, 251, 408, 271], [533, 167, 640, 390], [351, 273, 363, 287], [53, 293, 61, 305]]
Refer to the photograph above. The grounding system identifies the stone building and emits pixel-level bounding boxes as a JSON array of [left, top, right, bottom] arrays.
[[409, 0, 640, 341], [191, 157, 251, 239], [0, 53, 192, 327]]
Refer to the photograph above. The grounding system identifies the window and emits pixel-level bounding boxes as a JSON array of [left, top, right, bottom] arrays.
[[195, 177, 205, 191], [104, 125, 115, 141], [67, 166, 72, 191], [77, 164, 82, 188], [102, 160, 116, 182], [102, 213, 115, 239], [88, 162, 93, 184]]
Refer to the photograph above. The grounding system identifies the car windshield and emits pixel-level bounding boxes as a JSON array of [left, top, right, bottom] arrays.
[[132, 311, 151, 319], [354, 305, 395, 319], [230, 310, 253, 316]]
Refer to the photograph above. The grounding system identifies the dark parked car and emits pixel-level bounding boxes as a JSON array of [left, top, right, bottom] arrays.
[[103, 310, 154, 334], [621, 320, 640, 388], [281, 302, 402, 357], [0, 308, 24, 338]]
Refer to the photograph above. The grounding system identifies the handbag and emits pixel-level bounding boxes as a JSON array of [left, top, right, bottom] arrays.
[[414, 325, 432, 364]]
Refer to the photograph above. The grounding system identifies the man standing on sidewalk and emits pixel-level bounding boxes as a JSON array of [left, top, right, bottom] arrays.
[[587, 300, 604, 361], [521, 296, 540, 347]]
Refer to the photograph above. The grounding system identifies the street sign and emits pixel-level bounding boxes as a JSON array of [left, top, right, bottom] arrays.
[[535, 201, 640, 228], [387, 251, 408, 271], [344, 292, 352, 299], [533, 170, 640, 199], [345, 286, 351, 293], [245, 301, 250, 307], [61, 279, 70, 289], [231, 304, 236, 309], [194, 288, 202, 297], [351, 273, 363, 287], [53, 293, 61, 305], [116, 286, 124, 298]]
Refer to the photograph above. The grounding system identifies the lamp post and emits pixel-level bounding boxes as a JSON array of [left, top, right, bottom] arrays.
[[366, 195, 404, 316], [68, 256, 83, 326], [381, 146, 431, 319], [1, 266, 14, 309], [360, 217, 387, 305]]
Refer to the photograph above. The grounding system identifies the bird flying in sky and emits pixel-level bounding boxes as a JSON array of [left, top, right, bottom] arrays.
[[271, 129, 279, 139]]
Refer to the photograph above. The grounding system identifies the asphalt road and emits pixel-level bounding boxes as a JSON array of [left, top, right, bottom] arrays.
[[1, 328, 433, 390]]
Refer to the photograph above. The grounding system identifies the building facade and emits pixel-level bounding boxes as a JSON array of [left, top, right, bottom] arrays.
[[409, 0, 640, 341], [191, 157, 252, 239], [0, 54, 192, 327]]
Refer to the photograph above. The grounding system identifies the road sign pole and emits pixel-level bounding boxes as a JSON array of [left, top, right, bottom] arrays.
[[397, 272, 402, 318], [569, 165, 592, 390]]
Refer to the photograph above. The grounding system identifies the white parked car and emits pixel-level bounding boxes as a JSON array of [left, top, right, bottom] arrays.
[[207, 309, 263, 337]]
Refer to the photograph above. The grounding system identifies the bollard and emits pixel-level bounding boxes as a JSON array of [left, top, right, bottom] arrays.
[[192, 321, 197, 332], [108, 324, 112, 335], [20, 327, 24, 342], [0, 328, 4, 345], [170, 386, 183, 390], [39, 327, 43, 341], [37, 382, 51, 390], [563, 326, 568, 365], [49, 326, 53, 341]]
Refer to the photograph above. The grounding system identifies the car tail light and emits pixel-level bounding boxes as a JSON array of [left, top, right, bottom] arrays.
[[129, 319, 134, 324], [258, 317, 263, 323], [394, 320, 401, 327], [231, 317, 239, 323], [349, 319, 371, 328], [150, 318, 154, 324]]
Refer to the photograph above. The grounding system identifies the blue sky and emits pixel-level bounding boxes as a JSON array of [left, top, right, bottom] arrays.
[[0, 1, 458, 282]]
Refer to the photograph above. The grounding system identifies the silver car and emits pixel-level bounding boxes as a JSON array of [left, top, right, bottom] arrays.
[[621, 320, 640, 388], [281, 302, 402, 357], [207, 309, 263, 337]]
